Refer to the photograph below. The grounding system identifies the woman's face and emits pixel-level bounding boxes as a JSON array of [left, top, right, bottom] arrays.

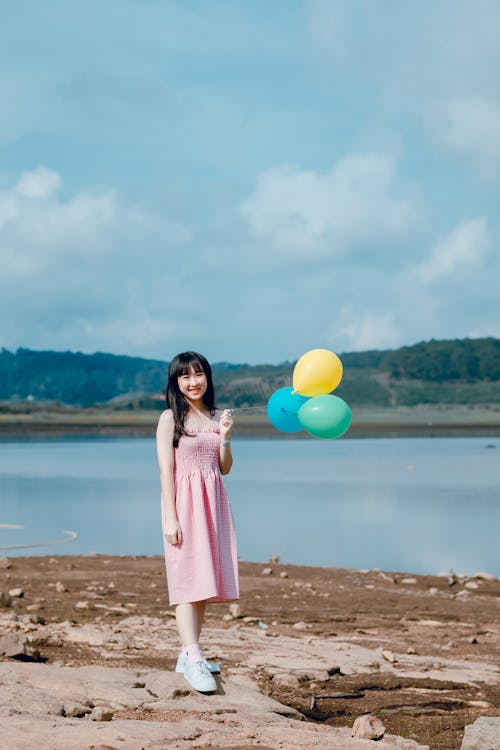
[[177, 365, 208, 405]]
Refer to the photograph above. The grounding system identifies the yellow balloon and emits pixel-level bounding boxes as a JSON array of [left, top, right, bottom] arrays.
[[293, 348, 343, 396]]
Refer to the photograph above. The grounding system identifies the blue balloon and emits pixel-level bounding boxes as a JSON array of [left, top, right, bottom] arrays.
[[267, 387, 309, 433]]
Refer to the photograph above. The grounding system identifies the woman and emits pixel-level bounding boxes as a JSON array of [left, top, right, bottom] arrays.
[[156, 351, 239, 692]]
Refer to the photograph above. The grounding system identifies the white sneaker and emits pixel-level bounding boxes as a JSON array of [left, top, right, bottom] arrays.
[[175, 652, 221, 674], [183, 659, 217, 692]]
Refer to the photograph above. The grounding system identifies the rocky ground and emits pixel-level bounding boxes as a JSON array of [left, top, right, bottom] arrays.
[[0, 555, 499, 750]]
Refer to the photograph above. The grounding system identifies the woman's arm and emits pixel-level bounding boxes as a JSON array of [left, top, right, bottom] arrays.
[[156, 410, 182, 546], [218, 408, 234, 475]]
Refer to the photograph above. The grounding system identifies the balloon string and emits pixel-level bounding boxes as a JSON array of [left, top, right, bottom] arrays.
[[217, 404, 268, 413]]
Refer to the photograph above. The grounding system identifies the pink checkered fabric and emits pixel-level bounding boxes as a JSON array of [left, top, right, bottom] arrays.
[[162, 418, 239, 605]]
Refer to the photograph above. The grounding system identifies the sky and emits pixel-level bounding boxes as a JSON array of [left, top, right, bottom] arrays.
[[1, 0, 499, 364]]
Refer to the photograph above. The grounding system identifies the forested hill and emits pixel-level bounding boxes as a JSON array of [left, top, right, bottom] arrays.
[[0, 338, 499, 408]]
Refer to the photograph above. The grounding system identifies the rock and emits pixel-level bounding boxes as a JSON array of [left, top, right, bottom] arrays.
[[292, 621, 311, 630], [0, 557, 12, 569], [280, 571, 289, 578], [428, 587, 438, 595], [64, 626, 112, 647], [272, 673, 300, 688], [460, 716, 500, 750], [378, 571, 393, 582], [302, 669, 330, 682], [465, 581, 479, 590], [352, 714, 386, 740], [0, 592, 12, 608], [8, 588, 24, 598], [0, 633, 29, 658], [407, 647, 416, 654], [91, 706, 114, 721], [55, 581, 68, 593], [75, 600, 90, 609], [22, 614, 46, 625], [229, 603, 241, 618], [222, 613, 233, 622], [261, 567, 273, 576], [401, 577, 417, 585], [63, 702, 89, 718], [382, 649, 396, 663], [474, 571, 496, 581]]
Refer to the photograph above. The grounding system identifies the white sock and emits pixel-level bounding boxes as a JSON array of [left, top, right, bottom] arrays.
[[185, 642, 202, 662]]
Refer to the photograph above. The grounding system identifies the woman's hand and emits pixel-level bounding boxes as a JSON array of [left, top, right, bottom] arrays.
[[164, 518, 182, 546], [219, 409, 233, 442]]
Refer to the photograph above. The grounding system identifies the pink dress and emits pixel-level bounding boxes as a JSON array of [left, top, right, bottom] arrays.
[[162, 415, 239, 606]]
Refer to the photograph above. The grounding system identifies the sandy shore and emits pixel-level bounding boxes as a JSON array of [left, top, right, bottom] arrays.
[[1, 555, 499, 750], [1, 405, 499, 438]]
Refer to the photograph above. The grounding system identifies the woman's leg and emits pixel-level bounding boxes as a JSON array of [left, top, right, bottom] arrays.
[[194, 600, 206, 641], [175, 600, 206, 661]]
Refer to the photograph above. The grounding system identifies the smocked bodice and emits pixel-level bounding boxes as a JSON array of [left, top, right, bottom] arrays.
[[174, 426, 221, 477]]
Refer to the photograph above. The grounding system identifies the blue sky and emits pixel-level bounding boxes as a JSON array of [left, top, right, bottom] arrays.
[[1, 0, 499, 363]]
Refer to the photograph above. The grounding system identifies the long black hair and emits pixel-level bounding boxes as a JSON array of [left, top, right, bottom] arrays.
[[165, 351, 215, 446]]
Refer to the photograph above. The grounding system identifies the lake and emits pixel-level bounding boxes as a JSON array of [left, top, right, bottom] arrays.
[[0, 436, 498, 576]]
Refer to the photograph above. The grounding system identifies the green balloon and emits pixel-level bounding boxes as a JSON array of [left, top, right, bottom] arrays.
[[298, 395, 352, 439]]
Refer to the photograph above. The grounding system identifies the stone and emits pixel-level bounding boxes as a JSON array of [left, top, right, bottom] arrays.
[[474, 571, 496, 581], [75, 601, 90, 609], [272, 673, 301, 688], [91, 706, 114, 721], [465, 581, 479, 590], [0, 591, 12, 608], [55, 581, 68, 593], [261, 567, 273, 576], [401, 577, 417, 585], [22, 614, 45, 625], [352, 714, 386, 740], [0, 633, 29, 658], [460, 716, 500, 750], [302, 669, 330, 682], [229, 603, 241, 618], [280, 571, 289, 578], [292, 621, 311, 630], [0, 557, 12, 569], [64, 702, 89, 718], [8, 588, 24, 598], [382, 649, 396, 663]]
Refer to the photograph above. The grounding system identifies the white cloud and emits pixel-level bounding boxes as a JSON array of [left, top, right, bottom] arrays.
[[428, 96, 500, 171], [334, 307, 399, 352], [240, 153, 418, 258], [0, 167, 195, 356], [413, 218, 490, 285], [307, 1, 500, 173], [15, 166, 62, 199]]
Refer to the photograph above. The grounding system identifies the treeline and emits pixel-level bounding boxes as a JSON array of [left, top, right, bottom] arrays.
[[0, 348, 166, 406], [0, 338, 499, 409]]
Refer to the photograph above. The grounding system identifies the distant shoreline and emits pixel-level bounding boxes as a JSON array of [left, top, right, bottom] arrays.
[[0, 405, 498, 439]]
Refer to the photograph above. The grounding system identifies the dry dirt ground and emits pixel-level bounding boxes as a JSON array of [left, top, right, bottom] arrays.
[[1, 555, 499, 750]]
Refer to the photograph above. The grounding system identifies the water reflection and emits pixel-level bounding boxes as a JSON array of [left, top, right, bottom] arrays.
[[0, 437, 498, 576]]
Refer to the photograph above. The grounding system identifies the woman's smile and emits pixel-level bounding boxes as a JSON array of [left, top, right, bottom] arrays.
[[178, 367, 208, 402]]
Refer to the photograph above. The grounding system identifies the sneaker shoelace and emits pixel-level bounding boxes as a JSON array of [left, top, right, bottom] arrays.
[[195, 660, 211, 676]]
